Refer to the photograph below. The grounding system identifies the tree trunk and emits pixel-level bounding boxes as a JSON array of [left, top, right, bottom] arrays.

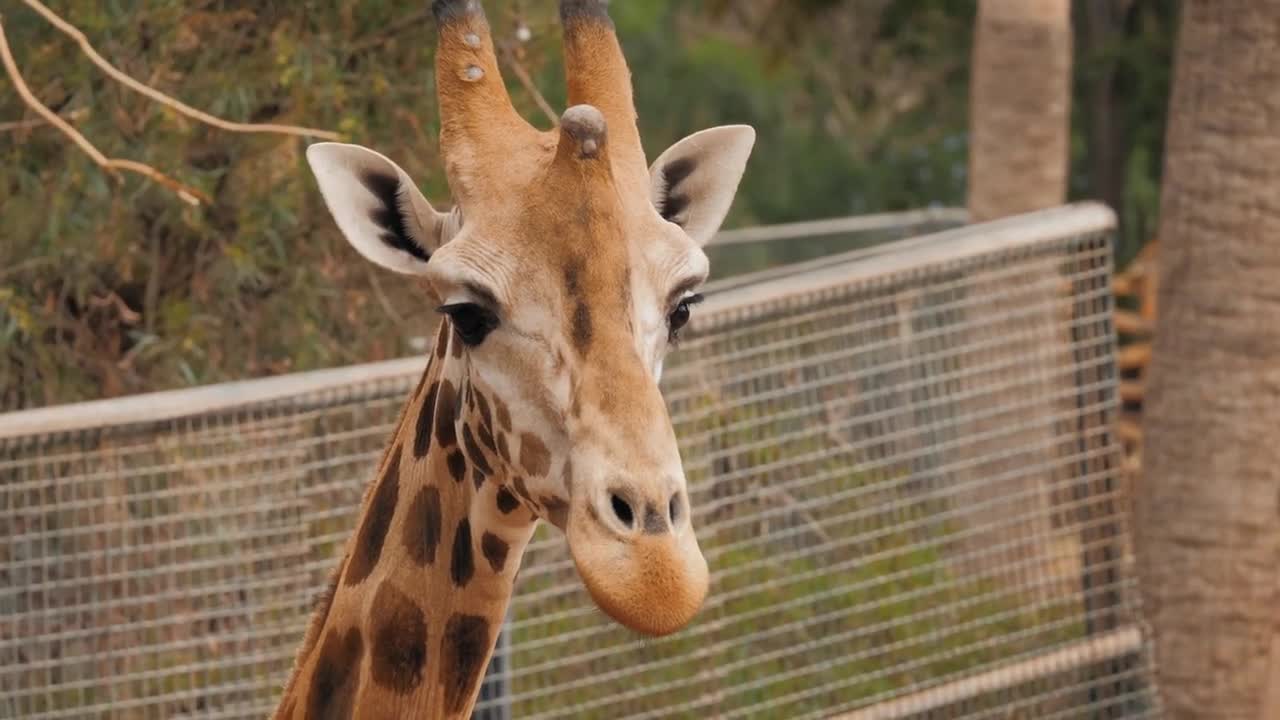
[[967, 0, 1073, 221], [955, 0, 1079, 612], [1138, 2, 1280, 717]]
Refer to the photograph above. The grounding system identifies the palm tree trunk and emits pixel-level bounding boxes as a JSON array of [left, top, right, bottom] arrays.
[[955, 0, 1079, 612], [967, 0, 1073, 221], [1138, 2, 1280, 716]]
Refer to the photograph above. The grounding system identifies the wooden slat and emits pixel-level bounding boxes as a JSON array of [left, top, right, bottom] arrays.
[[1135, 240, 1160, 321], [1117, 418, 1144, 444], [1124, 452, 1142, 476], [1140, 276, 1159, 322], [1112, 274, 1137, 296], [1119, 381, 1144, 404], [1117, 342, 1152, 371], [1117, 240, 1156, 465], [1133, 238, 1160, 270], [1114, 310, 1151, 336]]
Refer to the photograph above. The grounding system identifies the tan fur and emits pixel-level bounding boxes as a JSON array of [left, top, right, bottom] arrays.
[[275, 1, 752, 717]]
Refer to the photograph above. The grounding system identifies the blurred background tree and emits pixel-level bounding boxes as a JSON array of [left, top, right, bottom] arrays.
[[0, 0, 1176, 410], [1138, 1, 1280, 715], [966, 0, 1072, 222]]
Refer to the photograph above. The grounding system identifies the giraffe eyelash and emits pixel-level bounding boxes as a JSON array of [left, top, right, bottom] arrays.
[[667, 293, 704, 345], [438, 302, 500, 347]]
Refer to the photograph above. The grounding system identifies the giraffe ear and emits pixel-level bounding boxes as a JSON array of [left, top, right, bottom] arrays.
[[649, 126, 756, 247], [306, 142, 446, 275]]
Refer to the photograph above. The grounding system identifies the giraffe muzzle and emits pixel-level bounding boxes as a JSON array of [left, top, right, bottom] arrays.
[[565, 489, 709, 636]]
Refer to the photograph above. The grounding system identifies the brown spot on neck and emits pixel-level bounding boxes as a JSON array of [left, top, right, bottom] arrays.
[[480, 531, 510, 573], [446, 449, 468, 483], [475, 391, 493, 431], [477, 421, 498, 454], [434, 380, 459, 448], [306, 627, 363, 720], [519, 432, 551, 477], [369, 583, 428, 693], [450, 517, 475, 587], [344, 444, 402, 586], [441, 614, 493, 714], [541, 495, 569, 529], [462, 423, 494, 476], [494, 396, 512, 432], [402, 486, 442, 566]]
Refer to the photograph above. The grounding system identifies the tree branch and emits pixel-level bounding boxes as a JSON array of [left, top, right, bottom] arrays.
[[500, 44, 558, 127], [348, 9, 432, 53], [0, 107, 87, 132], [19, 0, 339, 141], [0, 16, 210, 206]]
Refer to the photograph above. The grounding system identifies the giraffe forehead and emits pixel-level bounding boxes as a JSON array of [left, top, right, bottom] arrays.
[[438, 152, 695, 317], [438, 206, 636, 302]]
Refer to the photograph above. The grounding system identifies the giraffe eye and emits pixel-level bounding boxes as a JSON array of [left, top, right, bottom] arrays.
[[667, 293, 703, 343], [438, 303, 499, 347]]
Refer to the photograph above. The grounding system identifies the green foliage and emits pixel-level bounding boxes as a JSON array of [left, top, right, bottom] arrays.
[[1, 1, 452, 408], [1071, 0, 1179, 265], [0, 0, 1175, 409]]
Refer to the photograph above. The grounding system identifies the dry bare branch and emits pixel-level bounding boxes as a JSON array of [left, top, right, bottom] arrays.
[[0, 117, 44, 132], [0, 106, 87, 132], [348, 9, 432, 53], [20, 0, 339, 141], [88, 291, 143, 325], [500, 45, 559, 127], [0, 15, 210, 206]]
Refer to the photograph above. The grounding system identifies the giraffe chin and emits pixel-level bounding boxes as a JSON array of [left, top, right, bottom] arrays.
[[565, 509, 710, 637]]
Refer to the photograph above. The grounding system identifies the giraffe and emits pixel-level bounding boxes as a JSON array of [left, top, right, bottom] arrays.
[[272, 0, 755, 717]]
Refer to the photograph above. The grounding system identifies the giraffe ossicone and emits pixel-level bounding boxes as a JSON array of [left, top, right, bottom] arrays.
[[276, 0, 755, 716]]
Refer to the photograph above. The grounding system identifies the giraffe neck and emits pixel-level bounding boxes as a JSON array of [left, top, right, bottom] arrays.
[[274, 324, 538, 719]]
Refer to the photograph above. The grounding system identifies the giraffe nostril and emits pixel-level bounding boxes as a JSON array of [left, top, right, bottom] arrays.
[[610, 493, 635, 529], [668, 492, 682, 525]]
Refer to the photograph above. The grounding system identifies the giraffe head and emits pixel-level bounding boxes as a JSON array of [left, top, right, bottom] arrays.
[[305, 0, 753, 636]]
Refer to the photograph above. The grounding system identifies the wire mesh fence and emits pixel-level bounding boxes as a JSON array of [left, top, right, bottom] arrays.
[[0, 204, 1159, 719]]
